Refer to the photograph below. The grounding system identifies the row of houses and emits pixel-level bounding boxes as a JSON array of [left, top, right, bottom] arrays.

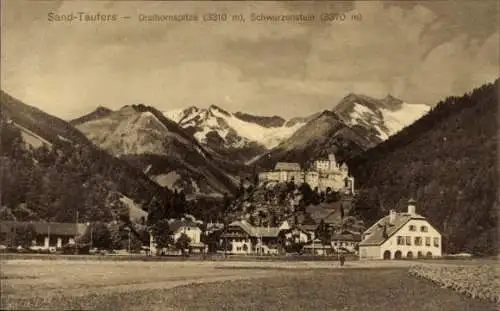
[[0, 200, 443, 260], [217, 219, 360, 256], [144, 199, 443, 259]]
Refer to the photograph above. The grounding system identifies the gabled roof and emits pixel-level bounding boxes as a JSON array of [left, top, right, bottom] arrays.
[[281, 226, 312, 236], [228, 220, 280, 238], [359, 213, 426, 246], [306, 203, 342, 225], [331, 233, 361, 242], [0, 221, 88, 236], [274, 162, 301, 171]]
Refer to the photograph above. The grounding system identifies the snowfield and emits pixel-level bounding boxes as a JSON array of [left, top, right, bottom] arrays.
[[380, 103, 430, 135], [164, 106, 307, 149], [347, 102, 429, 140]]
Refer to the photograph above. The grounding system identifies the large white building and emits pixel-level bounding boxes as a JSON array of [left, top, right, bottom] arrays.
[[358, 199, 442, 260], [258, 154, 355, 193]]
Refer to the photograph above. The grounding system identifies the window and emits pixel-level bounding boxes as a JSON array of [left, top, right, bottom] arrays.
[[397, 236, 405, 245], [433, 237, 439, 247], [425, 237, 431, 246], [409, 225, 416, 231], [414, 237, 422, 246], [420, 226, 428, 232], [405, 236, 411, 245]]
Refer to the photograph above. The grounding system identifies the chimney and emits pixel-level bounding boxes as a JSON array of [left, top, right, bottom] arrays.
[[389, 210, 396, 224], [407, 198, 416, 215]]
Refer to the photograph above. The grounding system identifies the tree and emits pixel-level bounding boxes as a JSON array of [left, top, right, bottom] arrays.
[[222, 217, 231, 257], [80, 222, 112, 250], [269, 211, 279, 227], [175, 233, 191, 256], [252, 164, 259, 186], [15, 224, 37, 249], [280, 231, 305, 254], [147, 196, 165, 226], [199, 222, 208, 257], [151, 219, 173, 251], [299, 183, 313, 205], [222, 193, 231, 213], [237, 178, 245, 198], [108, 221, 124, 250], [286, 178, 296, 192], [316, 220, 331, 245]]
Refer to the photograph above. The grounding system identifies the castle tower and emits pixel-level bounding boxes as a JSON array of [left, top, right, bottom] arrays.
[[328, 154, 337, 170]]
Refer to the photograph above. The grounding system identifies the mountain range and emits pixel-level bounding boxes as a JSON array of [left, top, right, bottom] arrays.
[[1, 91, 430, 200], [163, 105, 317, 163], [163, 94, 429, 166], [67, 93, 428, 197], [1, 80, 497, 255]]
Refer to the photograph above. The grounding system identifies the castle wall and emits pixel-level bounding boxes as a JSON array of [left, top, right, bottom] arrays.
[[259, 154, 354, 193]]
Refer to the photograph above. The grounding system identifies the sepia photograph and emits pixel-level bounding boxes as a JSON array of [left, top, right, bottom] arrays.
[[0, 0, 498, 310]]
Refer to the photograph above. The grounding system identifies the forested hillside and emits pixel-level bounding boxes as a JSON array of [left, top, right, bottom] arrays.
[[0, 91, 175, 223], [348, 80, 499, 255]]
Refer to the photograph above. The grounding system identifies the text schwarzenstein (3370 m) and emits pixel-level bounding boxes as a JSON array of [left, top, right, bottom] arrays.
[[46, 12, 364, 24]]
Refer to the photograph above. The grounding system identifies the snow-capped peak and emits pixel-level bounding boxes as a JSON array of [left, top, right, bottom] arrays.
[[163, 108, 186, 123], [333, 93, 430, 140], [164, 106, 307, 150]]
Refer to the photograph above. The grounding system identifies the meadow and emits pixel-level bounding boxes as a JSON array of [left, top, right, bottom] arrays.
[[1, 259, 497, 311]]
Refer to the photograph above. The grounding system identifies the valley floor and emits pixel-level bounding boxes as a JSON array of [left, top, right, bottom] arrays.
[[1, 260, 496, 310]]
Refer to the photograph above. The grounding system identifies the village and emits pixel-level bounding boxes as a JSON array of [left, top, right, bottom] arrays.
[[0, 154, 443, 261]]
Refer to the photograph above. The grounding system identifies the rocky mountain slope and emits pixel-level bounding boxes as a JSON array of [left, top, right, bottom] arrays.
[[250, 94, 429, 169], [72, 104, 238, 197], [0, 91, 173, 222], [348, 80, 499, 255], [254, 110, 380, 170], [333, 94, 429, 141], [163, 105, 312, 163]]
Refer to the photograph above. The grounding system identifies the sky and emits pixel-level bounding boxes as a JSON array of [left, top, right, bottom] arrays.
[[1, 0, 499, 120]]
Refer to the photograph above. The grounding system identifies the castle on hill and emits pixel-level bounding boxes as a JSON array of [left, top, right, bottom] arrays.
[[258, 154, 355, 194]]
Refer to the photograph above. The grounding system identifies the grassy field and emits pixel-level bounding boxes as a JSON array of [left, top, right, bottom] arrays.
[[1, 259, 497, 310]]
